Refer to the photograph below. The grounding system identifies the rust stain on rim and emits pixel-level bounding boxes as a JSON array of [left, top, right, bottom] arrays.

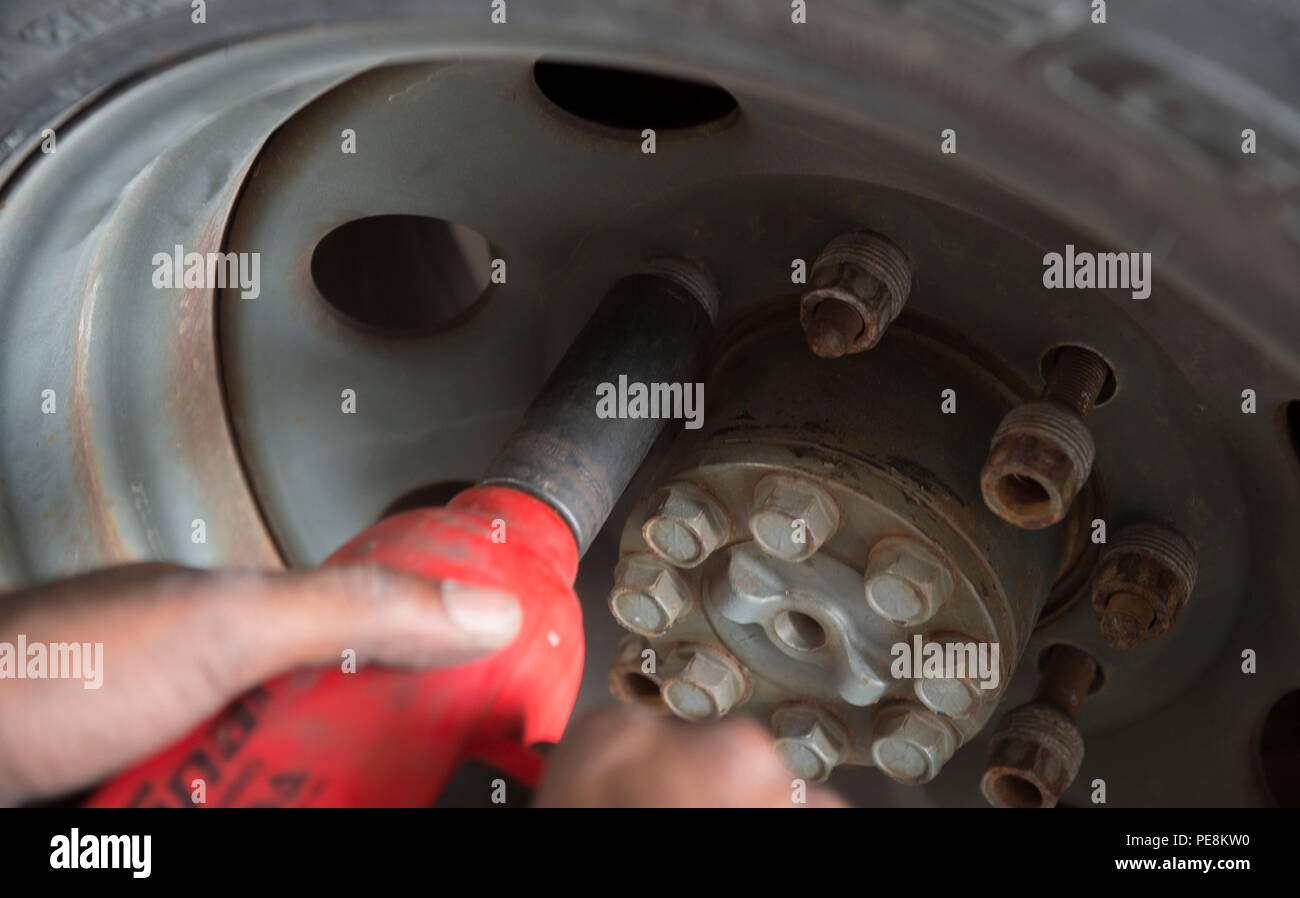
[[69, 255, 128, 568], [167, 159, 284, 569]]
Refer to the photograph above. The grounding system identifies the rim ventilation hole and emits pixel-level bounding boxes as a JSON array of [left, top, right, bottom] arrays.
[[311, 215, 492, 334], [1259, 689, 1300, 808], [533, 60, 738, 131]]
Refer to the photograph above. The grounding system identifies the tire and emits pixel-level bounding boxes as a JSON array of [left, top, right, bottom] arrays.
[[1, 0, 1297, 810], [2, 0, 1298, 339]]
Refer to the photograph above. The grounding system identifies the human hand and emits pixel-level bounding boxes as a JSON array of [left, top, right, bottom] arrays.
[[534, 704, 848, 807], [0, 562, 519, 805]]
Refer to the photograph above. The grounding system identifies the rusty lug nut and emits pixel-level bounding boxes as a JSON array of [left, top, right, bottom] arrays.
[[771, 704, 851, 783], [981, 705, 1085, 809], [661, 643, 748, 721], [609, 553, 693, 637], [799, 230, 913, 358], [748, 474, 841, 562], [863, 535, 955, 626], [912, 631, 992, 720], [607, 634, 667, 712], [1091, 522, 1198, 649], [980, 644, 1097, 808], [641, 481, 731, 568], [980, 346, 1110, 530], [870, 703, 957, 784]]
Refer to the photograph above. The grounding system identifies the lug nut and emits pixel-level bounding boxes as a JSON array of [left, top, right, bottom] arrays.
[[609, 553, 693, 637], [799, 230, 912, 358], [980, 643, 1097, 808], [607, 634, 667, 711], [863, 535, 955, 626], [661, 643, 748, 721], [980, 346, 1111, 529], [1091, 522, 1197, 649], [641, 481, 730, 568], [771, 704, 851, 783], [912, 631, 991, 720], [870, 703, 956, 784], [748, 474, 841, 562]]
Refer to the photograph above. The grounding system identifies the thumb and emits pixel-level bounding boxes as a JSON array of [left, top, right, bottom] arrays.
[[253, 564, 522, 673]]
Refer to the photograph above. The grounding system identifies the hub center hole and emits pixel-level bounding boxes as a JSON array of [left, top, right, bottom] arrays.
[[773, 610, 827, 652]]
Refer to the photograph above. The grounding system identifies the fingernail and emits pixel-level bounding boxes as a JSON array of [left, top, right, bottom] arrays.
[[442, 581, 521, 644]]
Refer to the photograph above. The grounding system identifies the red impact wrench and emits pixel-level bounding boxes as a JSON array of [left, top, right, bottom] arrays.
[[87, 258, 718, 807]]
